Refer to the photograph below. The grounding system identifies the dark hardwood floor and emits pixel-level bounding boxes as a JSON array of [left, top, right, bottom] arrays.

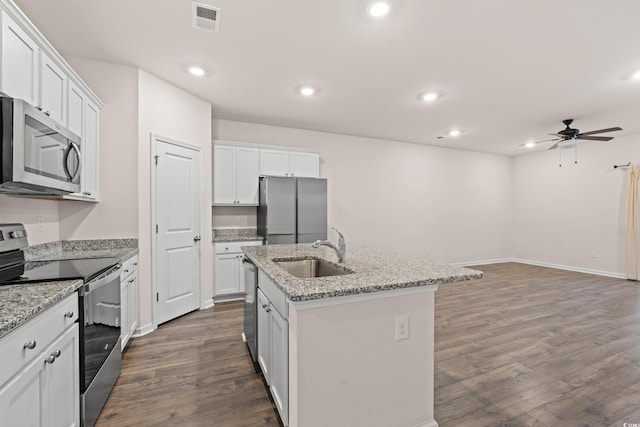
[[95, 301, 282, 427], [96, 263, 640, 426], [435, 263, 640, 427]]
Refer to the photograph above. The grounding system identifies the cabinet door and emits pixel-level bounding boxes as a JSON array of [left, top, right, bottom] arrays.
[[120, 281, 130, 350], [127, 273, 138, 339], [0, 349, 46, 427], [45, 324, 80, 427], [257, 289, 271, 384], [39, 53, 67, 125], [213, 145, 237, 204], [270, 307, 289, 426], [82, 99, 99, 200], [0, 11, 39, 105], [290, 151, 319, 178], [66, 81, 85, 137], [260, 149, 290, 177], [235, 146, 259, 204], [214, 253, 240, 295]]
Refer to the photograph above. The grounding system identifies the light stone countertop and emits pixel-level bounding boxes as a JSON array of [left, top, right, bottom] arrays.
[[212, 228, 263, 243], [1, 238, 139, 339], [25, 239, 139, 262], [0, 280, 83, 339], [242, 244, 484, 302]]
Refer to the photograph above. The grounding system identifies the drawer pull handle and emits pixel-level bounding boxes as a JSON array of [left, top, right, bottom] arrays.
[[133, 262, 138, 267], [124, 269, 129, 273], [44, 350, 61, 364], [64, 311, 74, 318], [265, 307, 271, 313], [23, 340, 37, 350], [262, 304, 269, 309], [129, 279, 135, 283]]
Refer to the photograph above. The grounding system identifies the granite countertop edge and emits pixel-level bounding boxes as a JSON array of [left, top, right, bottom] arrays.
[[2, 238, 139, 340], [242, 244, 484, 303], [0, 279, 83, 339], [212, 236, 263, 243]]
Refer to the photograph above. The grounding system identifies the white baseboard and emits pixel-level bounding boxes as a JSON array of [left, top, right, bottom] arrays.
[[202, 298, 214, 309], [213, 294, 245, 303], [414, 420, 438, 427], [132, 322, 155, 338], [453, 257, 626, 279], [511, 258, 626, 279], [451, 258, 513, 267]]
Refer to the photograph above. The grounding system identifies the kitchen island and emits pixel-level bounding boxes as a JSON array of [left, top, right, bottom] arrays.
[[242, 244, 483, 427]]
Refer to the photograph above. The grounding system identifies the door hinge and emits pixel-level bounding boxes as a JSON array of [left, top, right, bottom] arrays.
[[156, 292, 159, 302], [154, 155, 159, 165], [156, 224, 159, 233]]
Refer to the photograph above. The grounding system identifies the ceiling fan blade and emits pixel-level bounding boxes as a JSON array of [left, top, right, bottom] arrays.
[[578, 127, 622, 136], [577, 135, 614, 141], [548, 141, 561, 150]]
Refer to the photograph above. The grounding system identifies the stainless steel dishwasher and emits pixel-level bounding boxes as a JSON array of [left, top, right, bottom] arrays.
[[242, 257, 258, 363]]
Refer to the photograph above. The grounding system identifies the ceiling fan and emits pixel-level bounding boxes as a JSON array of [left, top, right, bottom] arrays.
[[537, 119, 622, 150]]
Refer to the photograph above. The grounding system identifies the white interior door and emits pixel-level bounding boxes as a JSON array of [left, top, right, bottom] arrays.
[[154, 136, 202, 325]]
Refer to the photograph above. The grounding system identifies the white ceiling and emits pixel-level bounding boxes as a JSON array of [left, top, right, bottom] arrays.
[[13, 0, 640, 156]]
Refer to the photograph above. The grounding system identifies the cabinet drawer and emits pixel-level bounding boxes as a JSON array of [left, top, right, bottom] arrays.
[[214, 240, 262, 254], [258, 270, 288, 319], [121, 254, 138, 280], [0, 292, 78, 387]]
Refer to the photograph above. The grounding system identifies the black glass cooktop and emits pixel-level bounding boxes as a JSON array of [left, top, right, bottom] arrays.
[[0, 257, 120, 284]]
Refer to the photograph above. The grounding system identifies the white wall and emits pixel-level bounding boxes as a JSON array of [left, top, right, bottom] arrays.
[[138, 70, 213, 329], [212, 119, 513, 264], [59, 58, 139, 240], [0, 197, 59, 244], [513, 135, 640, 276]]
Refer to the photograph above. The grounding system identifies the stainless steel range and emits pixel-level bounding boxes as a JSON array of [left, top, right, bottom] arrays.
[[0, 224, 123, 427]]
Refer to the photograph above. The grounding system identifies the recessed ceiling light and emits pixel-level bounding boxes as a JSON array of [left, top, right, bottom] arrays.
[[299, 86, 316, 96], [421, 92, 439, 102], [633, 70, 640, 80], [368, 2, 390, 17], [448, 129, 461, 137], [525, 142, 536, 148], [189, 66, 205, 77]]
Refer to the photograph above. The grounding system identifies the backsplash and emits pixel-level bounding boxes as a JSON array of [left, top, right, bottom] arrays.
[[25, 239, 138, 261]]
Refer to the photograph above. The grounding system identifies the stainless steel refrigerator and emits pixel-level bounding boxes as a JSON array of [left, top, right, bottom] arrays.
[[257, 176, 327, 244]]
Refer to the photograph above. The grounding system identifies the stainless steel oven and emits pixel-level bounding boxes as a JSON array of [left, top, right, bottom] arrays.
[[0, 96, 81, 195], [79, 263, 122, 427], [0, 223, 123, 427]]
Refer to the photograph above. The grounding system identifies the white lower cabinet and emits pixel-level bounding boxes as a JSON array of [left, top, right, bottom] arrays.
[[213, 240, 262, 301], [120, 254, 139, 350], [257, 274, 289, 426], [0, 293, 80, 427]]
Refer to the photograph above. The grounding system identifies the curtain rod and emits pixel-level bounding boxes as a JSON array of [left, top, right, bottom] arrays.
[[614, 162, 631, 169]]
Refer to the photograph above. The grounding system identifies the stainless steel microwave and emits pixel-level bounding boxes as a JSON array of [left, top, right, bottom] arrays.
[[0, 96, 81, 195]]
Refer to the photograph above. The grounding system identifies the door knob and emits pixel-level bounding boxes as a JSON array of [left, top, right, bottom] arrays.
[[193, 236, 201, 242]]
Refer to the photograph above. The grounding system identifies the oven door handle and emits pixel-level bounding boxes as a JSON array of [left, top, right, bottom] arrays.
[[80, 264, 122, 295]]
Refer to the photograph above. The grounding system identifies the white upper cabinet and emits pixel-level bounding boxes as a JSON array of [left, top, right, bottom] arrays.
[[260, 149, 290, 177], [39, 52, 67, 124], [290, 151, 319, 178], [66, 80, 84, 137], [0, 10, 39, 105], [0, 1, 103, 202], [260, 148, 319, 178], [212, 143, 259, 205]]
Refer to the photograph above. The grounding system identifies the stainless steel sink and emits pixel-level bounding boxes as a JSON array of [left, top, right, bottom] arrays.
[[273, 258, 354, 279]]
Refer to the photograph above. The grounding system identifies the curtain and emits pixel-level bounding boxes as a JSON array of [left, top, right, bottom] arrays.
[[625, 164, 640, 280]]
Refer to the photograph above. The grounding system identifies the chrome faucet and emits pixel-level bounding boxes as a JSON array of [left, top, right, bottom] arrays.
[[312, 227, 347, 263]]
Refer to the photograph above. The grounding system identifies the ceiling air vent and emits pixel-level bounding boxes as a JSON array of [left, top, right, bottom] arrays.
[[192, 2, 221, 32]]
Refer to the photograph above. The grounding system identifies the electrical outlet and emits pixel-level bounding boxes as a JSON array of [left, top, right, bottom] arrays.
[[37, 216, 44, 232], [396, 315, 409, 341], [591, 251, 599, 259]]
